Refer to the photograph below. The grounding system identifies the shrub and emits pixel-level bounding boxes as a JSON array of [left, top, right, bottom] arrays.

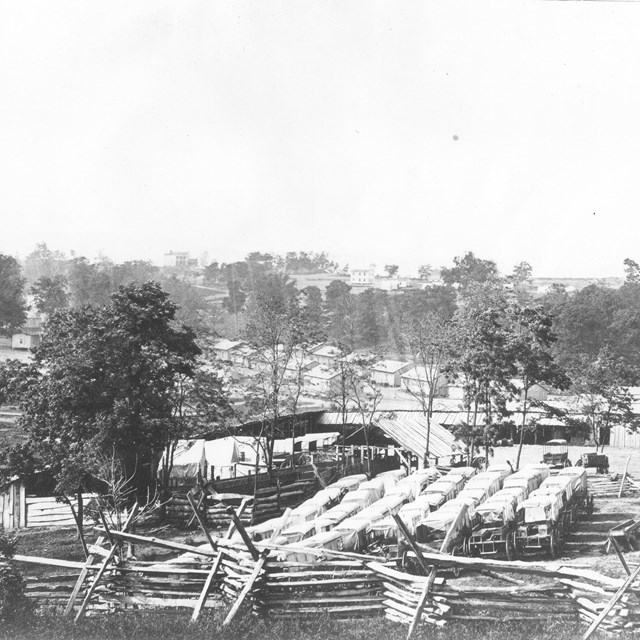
[[0, 530, 32, 621]]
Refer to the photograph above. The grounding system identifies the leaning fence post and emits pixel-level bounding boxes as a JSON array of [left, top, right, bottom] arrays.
[[226, 506, 260, 561], [187, 492, 217, 551], [392, 513, 431, 575], [74, 503, 139, 622], [190, 498, 250, 623], [618, 456, 631, 499], [222, 508, 292, 628]]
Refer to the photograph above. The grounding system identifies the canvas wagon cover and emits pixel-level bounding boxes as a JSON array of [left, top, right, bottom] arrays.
[[557, 466, 588, 493], [476, 496, 515, 525], [519, 495, 559, 523], [328, 474, 367, 492]]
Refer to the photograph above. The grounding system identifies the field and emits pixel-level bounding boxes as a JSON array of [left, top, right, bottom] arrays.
[[0, 610, 613, 640], [6, 445, 640, 639]]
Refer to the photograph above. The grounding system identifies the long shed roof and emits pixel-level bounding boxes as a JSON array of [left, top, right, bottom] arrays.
[[317, 410, 464, 459]]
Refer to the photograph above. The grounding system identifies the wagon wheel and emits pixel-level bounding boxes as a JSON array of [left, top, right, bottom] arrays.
[[506, 531, 518, 562]]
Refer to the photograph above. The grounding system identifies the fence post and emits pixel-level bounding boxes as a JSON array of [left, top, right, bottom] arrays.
[[18, 482, 26, 528]]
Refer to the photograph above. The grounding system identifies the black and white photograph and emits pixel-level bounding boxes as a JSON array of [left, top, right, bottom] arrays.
[[2, 2, 640, 639]]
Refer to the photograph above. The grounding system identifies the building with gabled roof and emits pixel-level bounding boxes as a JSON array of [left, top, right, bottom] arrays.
[[370, 360, 412, 387]]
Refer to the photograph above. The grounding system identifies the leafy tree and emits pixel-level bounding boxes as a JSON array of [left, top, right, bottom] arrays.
[[22, 243, 68, 285], [300, 286, 326, 345], [384, 264, 399, 278], [507, 304, 570, 469], [111, 260, 159, 288], [30, 274, 69, 316], [325, 280, 356, 348], [553, 284, 640, 370], [223, 263, 248, 332], [67, 257, 112, 307], [441, 251, 500, 297], [160, 274, 215, 335], [624, 258, 640, 285], [356, 288, 386, 348], [18, 282, 202, 503], [203, 261, 222, 286], [567, 348, 640, 451], [418, 264, 432, 280], [508, 261, 534, 304], [0, 255, 26, 337], [242, 285, 306, 475], [449, 283, 513, 464]]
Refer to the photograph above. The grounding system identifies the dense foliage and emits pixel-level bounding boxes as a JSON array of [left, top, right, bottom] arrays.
[[15, 283, 204, 498]]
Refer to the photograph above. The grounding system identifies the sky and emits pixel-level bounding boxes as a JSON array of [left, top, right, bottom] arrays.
[[2, 1, 640, 278]]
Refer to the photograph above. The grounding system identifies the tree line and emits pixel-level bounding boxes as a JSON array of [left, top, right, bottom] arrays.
[[2, 246, 640, 505]]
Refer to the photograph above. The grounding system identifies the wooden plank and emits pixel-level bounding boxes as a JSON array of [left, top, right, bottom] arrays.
[[222, 550, 269, 626], [406, 570, 438, 640], [187, 491, 217, 550], [619, 456, 631, 499], [222, 508, 292, 626], [392, 513, 431, 575], [582, 562, 640, 640], [190, 498, 249, 623], [609, 536, 632, 576], [64, 536, 106, 616], [74, 504, 139, 621]]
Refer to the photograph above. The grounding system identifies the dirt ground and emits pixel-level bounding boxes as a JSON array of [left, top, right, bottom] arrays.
[[487, 443, 640, 579]]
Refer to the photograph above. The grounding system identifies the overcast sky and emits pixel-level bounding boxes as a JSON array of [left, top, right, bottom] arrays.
[[2, 1, 640, 278]]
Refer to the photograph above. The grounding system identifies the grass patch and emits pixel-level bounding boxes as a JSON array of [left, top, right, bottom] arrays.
[[0, 611, 625, 640]]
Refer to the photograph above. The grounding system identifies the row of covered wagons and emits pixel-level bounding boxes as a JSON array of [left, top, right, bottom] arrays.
[[234, 461, 590, 563]]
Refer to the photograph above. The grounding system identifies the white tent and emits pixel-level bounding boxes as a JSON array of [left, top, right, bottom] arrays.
[[204, 438, 240, 480], [170, 440, 206, 479]]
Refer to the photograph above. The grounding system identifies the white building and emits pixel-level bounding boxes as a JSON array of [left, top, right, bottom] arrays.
[[303, 365, 342, 396], [212, 339, 244, 362], [350, 268, 375, 287], [164, 251, 198, 269], [401, 367, 449, 397], [311, 344, 343, 368], [370, 360, 412, 387]]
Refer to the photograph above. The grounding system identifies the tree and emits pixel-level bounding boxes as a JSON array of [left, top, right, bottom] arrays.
[[160, 274, 216, 335], [325, 280, 356, 348], [67, 257, 112, 307], [330, 351, 384, 475], [0, 255, 26, 337], [507, 304, 570, 469], [384, 264, 399, 278], [441, 251, 500, 297], [300, 286, 327, 345], [418, 264, 432, 280], [508, 261, 534, 305], [22, 242, 68, 285], [223, 263, 248, 333], [567, 348, 640, 451], [111, 261, 159, 288], [624, 258, 640, 285], [356, 288, 386, 348], [449, 283, 513, 464], [242, 284, 306, 475], [19, 282, 202, 503], [399, 312, 453, 461], [31, 275, 69, 316]]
